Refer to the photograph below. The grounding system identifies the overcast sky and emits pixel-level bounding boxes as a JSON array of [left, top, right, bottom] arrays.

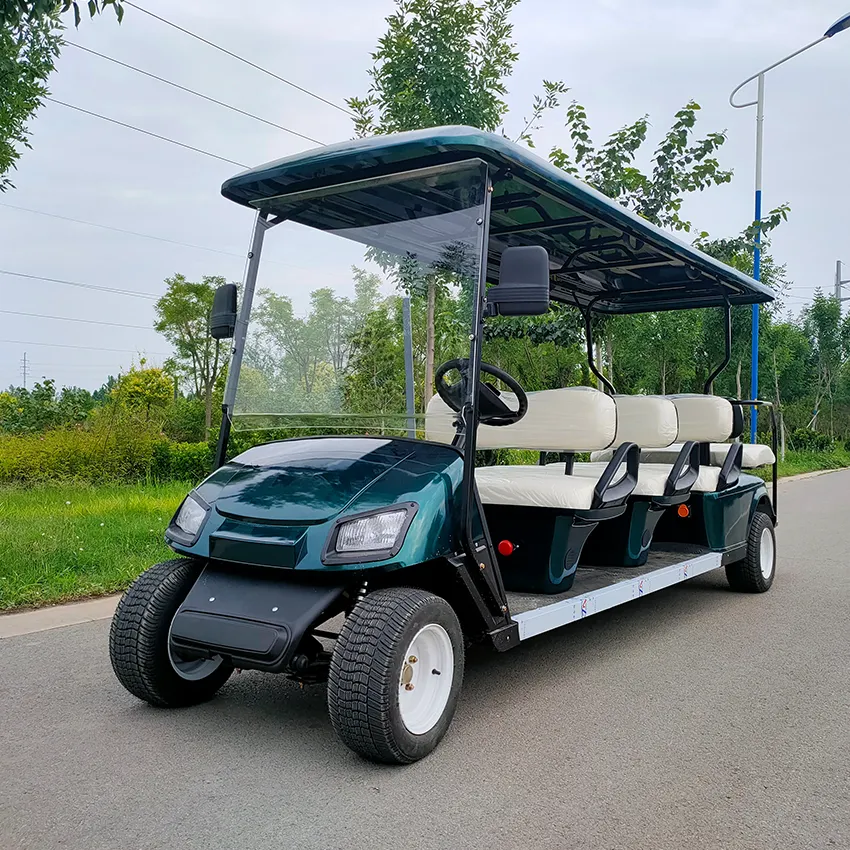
[[2, 0, 848, 391]]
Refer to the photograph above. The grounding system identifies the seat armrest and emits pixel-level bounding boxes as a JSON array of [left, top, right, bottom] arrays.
[[592, 442, 639, 509], [717, 442, 743, 491], [663, 440, 700, 499]]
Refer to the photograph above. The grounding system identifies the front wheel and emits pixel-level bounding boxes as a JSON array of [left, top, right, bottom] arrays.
[[327, 587, 464, 764], [109, 559, 233, 707], [725, 511, 776, 593]]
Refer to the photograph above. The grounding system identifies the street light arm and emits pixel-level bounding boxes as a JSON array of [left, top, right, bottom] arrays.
[[729, 36, 828, 108]]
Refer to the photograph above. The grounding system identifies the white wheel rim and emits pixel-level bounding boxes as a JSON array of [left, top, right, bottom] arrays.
[[759, 526, 775, 580], [398, 624, 454, 735]]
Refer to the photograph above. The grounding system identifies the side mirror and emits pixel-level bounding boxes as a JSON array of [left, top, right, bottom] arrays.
[[210, 283, 238, 339], [487, 246, 550, 316]]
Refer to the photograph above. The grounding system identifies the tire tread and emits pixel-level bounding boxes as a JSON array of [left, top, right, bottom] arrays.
[[327, 587, 461, 764], [109, 558, 231, 707]]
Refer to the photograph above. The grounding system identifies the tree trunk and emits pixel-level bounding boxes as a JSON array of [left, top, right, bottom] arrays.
[[424, 278, 436, 411], [735, 360, 742, 400], [204, 385, 213, 432], [660, 359, 666, 396], [605, 325, 614, 384]]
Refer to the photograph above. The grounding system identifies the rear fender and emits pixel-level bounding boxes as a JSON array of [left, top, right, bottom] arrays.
[[169, 564, 349, 673]]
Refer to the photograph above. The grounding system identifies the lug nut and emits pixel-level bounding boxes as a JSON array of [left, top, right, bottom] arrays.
[[404, 683, 415, 691], [408, 655, 418, 663]]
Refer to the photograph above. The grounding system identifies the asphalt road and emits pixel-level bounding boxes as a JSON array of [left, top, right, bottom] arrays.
[[2, 471, 848, 850]]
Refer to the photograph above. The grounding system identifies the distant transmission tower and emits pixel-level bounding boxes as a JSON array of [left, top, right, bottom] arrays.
[[20, 351, 31, 388]]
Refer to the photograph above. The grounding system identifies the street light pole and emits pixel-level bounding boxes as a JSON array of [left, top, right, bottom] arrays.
[[730, 12, 850, 442]]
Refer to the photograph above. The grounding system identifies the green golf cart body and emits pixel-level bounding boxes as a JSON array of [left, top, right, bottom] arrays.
[[109, 126, 778, 764]]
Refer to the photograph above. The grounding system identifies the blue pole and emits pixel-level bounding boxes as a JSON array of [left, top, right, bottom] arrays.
[[750, 191, 761, 442], [750, 73, 765, 443]]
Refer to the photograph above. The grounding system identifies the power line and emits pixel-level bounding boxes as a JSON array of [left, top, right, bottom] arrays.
[[0, 202, 252, 261], [47, 97, 249, 168], [0, 204, 335, 276], [0, 308, 154, 330], [124, 1, 353, 118], [0, 339, 170, 354], [64, 41, 323, 146], [0, 269, 160, 300], [29, 363, 126, 368]]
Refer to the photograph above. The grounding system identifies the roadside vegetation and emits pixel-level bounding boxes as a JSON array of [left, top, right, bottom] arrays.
[[0, 481, 186, 610]]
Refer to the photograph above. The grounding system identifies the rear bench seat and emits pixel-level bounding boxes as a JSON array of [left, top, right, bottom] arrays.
[[592, 394, 743, 492], [635, 442, 776, 469], [548, 395, 698, 500]]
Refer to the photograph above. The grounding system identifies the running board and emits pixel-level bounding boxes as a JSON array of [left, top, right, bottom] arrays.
[[511, 550, 722, 640]]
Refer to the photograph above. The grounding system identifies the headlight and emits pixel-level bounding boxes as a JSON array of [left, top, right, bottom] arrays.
[[323, 504, 418, 564], [336, 509, 408, 552], [174, 495, 207, 538]]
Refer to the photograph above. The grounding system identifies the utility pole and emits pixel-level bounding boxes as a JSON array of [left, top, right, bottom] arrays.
[[834, 260, 850, 312], [20, 352, 31, 389]]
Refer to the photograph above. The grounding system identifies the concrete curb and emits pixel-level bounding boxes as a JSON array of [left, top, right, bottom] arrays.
[[0, 594, 119, 639]]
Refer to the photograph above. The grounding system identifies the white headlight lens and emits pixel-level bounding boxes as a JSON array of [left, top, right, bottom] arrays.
[[336, 510, 408, 553], [174, 495, 207, 537]]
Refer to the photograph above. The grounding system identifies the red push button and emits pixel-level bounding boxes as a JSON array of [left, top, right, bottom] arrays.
[[497, 540, 514, 556]]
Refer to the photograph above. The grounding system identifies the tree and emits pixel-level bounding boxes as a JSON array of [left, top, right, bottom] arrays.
[[1, 1, 123, 29], [348, 0, 520, 138], [112, 365, 172, 420], [802, 294, 850, 435], [349, 0, 522, 398], [154, 274, 230, 433], [1, 15, 61, 192], [247, 270, 382, 416], [0, 378, 93, 433]]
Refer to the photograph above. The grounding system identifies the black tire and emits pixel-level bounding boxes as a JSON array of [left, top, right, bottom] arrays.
[[109, 558, 233, 707], [327, 587, 464, 765], [725, 511, 776, 593]]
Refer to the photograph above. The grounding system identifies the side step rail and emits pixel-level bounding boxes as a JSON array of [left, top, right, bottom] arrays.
[[512, 551, 722, 640]]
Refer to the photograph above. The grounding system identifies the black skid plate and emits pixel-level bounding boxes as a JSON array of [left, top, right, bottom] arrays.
[[170, 565, 346, 673]]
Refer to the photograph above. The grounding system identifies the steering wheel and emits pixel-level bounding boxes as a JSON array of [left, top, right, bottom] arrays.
[[434, 359, 528, 426]]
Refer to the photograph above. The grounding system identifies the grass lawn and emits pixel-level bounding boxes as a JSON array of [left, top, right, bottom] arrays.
[[0, 482, 189, 611], [756, 447, 850, 480], [1, 448, 848, 613]]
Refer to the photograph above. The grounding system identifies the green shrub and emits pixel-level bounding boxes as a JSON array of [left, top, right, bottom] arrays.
[[163, 397, 207, 443], [168, 441, 214, 481], [788, 428, 834, 452], [0, 426, 212, 485]]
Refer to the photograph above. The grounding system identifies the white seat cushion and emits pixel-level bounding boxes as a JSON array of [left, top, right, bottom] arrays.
[[475, 465, 596, 510], [666, 394, 734, 442], [559, 461, 672, 498], [426, 386, 616, 451], [610, 395, 679, 448], [593, 442, 776, 469], [638, 463, 721, 493]]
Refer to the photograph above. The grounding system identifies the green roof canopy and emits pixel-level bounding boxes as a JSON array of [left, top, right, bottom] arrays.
[[221, 126, 773, 314]]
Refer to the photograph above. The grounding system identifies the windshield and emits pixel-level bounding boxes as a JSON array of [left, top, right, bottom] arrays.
[[232, 162, 488, 437]]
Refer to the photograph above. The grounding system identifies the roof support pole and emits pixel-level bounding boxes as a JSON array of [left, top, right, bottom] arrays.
[[582, 308, 615, 395], [703, 301, 733, 394]]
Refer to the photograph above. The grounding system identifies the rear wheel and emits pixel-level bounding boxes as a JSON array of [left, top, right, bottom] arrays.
[[725, 511, 776, 593], [327, 587, 464, 764], [109, 559, 233, 707]]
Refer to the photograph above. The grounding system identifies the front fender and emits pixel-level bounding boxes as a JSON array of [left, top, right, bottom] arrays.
[[170, 565, 348, 673]]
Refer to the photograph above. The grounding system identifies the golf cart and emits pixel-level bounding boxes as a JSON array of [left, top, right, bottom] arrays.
[[109, 126, 778, 764]]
